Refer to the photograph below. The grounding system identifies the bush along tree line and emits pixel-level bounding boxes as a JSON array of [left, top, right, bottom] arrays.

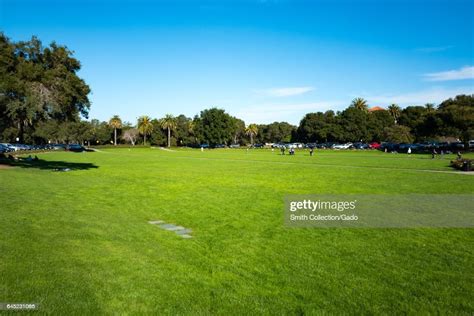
[[1, 34, 473, 148]]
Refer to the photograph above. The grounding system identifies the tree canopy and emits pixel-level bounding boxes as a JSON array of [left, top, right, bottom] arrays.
[[0, 33, 91, 142]]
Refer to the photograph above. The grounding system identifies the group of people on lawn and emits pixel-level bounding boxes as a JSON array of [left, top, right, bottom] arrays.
[[279, 146, 314, 156]]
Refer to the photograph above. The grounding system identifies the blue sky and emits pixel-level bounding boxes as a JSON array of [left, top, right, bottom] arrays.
[[1, 0, 473, 125]]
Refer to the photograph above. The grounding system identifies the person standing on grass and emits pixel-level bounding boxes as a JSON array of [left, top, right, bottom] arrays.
[[310, 147, 314, 156], [407, 147, 411, 155], [281, 147, 285, 155], [431, 148, 437, 159], [440, 150, 444, 159]]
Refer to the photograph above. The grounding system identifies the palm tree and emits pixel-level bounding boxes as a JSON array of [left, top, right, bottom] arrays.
[[425, 103, 436, 113], [351, 98, 369, 111], [388, 104, 401, 124], [245, 124, 258, 145], [160, 114, 178, 148], [108, 115, 122, 146], [137, 115, 154, 145], [188, 120, 196, 143]]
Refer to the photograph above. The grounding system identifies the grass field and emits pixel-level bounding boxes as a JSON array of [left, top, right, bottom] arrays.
[[1, 148, 473, 314]]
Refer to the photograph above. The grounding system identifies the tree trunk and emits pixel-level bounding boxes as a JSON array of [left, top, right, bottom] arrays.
[[168, 127, 171, 148], [114, 128, 117, 146], [144, 134, 146, 146], [251, 134, 253, 145]]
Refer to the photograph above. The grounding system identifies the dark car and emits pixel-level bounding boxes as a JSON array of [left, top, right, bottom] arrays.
[[213, 144, 226, 148], [67, 144, 85, 152], [200, 144, 210, 149], [47, 144, 67, 150], [353, 142, 369, 149], [380, 142, 399, 152], [0, 144, 14, 153], [252, 143, 264, 148]]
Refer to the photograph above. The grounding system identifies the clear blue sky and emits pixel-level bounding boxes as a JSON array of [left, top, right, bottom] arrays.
[[1, 0, 473, 125]]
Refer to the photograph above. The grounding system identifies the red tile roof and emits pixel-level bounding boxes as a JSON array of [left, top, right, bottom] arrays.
[[368, 106, 385, 112]]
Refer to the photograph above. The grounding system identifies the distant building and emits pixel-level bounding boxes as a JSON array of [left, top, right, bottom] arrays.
[[368, 106, 385, 112]]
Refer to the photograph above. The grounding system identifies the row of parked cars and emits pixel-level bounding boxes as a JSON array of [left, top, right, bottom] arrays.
[[268, 142, 379, 149], [0, 143, 87, 153], [258, 141, 473, 152]]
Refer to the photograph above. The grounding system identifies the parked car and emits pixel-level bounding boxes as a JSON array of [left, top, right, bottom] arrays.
[[369, 142, 381, 149], [200, 144, 209, 149], [67, 144, 86, 152], [252, 143, 264, 148], [333, 143, 353, 149], [48, 144, 67, 150], [380, 142, 399, 152], [229, 144, 240, 148], [213, 144, 226, 148], [0, 143, 15, 153], [353, 142, 369, 149], [317, 142, 335, 149]]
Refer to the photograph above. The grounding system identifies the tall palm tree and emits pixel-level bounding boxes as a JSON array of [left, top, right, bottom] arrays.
[[245, 124, 258, 145], [351, 98, 369, 111], [137, 115, 154, 145], [160, 114, 177, 148], [388, 104, 401, 124], [425, 103, 436, 114], [108, 115, 122, 146]]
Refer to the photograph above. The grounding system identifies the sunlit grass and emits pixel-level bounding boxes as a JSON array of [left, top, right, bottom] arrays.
[[0, 148, 472, 314]]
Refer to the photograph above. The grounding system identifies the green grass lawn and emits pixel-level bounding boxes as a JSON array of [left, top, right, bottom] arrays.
[[1, 148, 473, 314]]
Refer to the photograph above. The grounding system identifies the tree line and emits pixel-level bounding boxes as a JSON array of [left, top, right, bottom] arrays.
[[1, 34, 473, 147]]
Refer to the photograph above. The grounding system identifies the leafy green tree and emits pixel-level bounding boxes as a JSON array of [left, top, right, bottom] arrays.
[[398, 106, 428, 141], [258, 122, 296, 143], [383, 125, 414, 143], [90, 119, 113, 145], [0, 33, 91, 142], [339, 107, 369, 142], [173, 115, 193, 146], [196, 108, 234, 145], [297, 111, 342, 143], [160, 114, 178, 148], [230, 117, 246, 145], [437, 94, 474, 147], [367, 110, 394, 142], [245, 124, 258, 145], [137, 116, 154, 145], [108, 115, 122, 146]]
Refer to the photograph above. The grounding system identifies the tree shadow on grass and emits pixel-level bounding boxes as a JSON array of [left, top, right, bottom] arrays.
[[0, 155, 98, 171]]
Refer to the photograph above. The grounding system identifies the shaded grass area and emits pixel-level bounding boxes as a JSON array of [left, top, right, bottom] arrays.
[[0, 148, 473, 314], [0, 154, 98, 171]]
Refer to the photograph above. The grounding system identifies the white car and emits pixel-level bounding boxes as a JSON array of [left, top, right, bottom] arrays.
[[332, 143, 353, 149]]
